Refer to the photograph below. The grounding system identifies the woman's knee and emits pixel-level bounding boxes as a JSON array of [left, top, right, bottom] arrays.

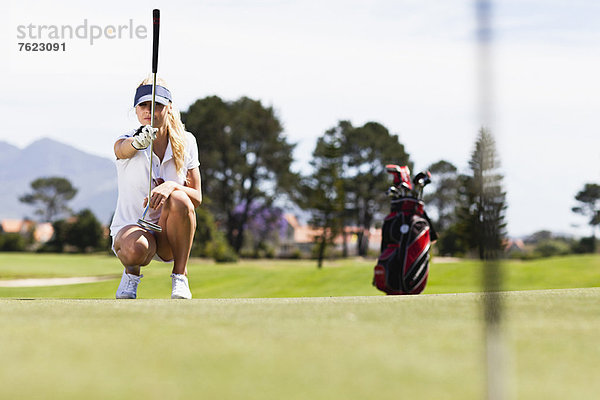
[[166, 190, 195, 216], [117, 237, 154, 266]]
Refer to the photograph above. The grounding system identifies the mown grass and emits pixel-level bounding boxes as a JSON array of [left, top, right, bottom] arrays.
[[0, 253, 598, 298], [0, 289, 599, 400], [1, 253, 599, 399]]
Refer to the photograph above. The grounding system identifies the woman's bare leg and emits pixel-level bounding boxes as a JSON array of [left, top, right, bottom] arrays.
[[155, 190, 196, 275], [113, 225, 157, 275]]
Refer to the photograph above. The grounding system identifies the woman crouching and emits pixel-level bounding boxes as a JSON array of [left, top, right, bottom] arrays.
[[110, 77, 201, 299]]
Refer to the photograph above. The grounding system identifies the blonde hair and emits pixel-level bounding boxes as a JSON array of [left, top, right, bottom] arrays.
[[137, 76, 187, 176]]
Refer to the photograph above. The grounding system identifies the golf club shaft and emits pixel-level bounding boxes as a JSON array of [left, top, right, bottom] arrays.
[[140, 9, 160, 225], [152, 9, 160, 73], [148, 10, 160, 207], [147, 72, 157, 210]]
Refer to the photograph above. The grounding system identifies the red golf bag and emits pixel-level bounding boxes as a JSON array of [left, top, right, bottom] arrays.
[[373, 165, 436, 295]]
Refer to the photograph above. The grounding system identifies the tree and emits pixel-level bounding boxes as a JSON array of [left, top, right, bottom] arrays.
[[0, 233, 26, 252], [41, 219, 70, 252], [40, 209, 105, 253], [19, 177, 78, 222], [423, 160, 462, 256], [66, 209, 105, 252], [339, 121, 412, 255], [182, 96, 297, 254], [523, 230, 554, 244], [191, 207, 238, 262], [424, 160, 460, 231], [298, 127, 345, 268], [456, 128, 507, 260], [232, 202, 287, 258], [572, 183, 600, 239]]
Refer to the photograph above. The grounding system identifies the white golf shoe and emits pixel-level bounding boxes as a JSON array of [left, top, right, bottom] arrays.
[[115, 270, 142, 299], [171, 273, 192, 299]]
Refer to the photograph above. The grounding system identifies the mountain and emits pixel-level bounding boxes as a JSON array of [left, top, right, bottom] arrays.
[[0, 141, 20, 164], [0, 138, 117, 225]]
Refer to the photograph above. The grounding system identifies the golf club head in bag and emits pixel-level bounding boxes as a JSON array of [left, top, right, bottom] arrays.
[[412, 171, 432, 199], [386, 186, 402, 199], [386, 164, 412, 196]]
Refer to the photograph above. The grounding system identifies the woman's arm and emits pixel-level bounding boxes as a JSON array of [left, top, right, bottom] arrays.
[[115, 126, 157, 159], [114, 138, 138, 160], [181, 167, 202, 207]]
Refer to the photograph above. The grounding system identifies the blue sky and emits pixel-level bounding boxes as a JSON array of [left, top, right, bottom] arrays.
[[2, 0, 599, 237]]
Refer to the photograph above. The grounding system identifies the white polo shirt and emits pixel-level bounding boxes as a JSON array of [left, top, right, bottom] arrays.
[[109, 130, 201, 238]]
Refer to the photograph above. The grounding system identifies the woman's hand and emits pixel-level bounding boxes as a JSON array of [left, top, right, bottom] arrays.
[[131, 125, 158, 150], [143, 180, 179, 210]]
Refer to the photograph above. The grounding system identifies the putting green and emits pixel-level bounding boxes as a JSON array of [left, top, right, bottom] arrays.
[[1, 288, 598, 399]]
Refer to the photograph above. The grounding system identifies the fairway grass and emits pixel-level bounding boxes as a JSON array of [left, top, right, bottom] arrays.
[[0, 253, 599, 299], [1, 289, 599, 399]]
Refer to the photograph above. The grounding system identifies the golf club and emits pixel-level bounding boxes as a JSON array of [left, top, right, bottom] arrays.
[[412, 171, 432, 199], [386, 164, 402, 186], [137, 9, 163, 233], [387, 186, 401, 199], [398, 165, 413, 197]]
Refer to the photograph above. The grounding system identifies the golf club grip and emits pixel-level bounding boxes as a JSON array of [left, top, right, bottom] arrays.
[[152, 9, 160, 73]]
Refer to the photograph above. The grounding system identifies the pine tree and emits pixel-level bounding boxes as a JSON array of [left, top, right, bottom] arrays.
[[457, 127, 507, 260]]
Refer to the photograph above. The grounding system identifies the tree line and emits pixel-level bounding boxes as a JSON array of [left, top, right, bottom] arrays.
[[7, 95, 599, 261], [182, 96, 511, 264]]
